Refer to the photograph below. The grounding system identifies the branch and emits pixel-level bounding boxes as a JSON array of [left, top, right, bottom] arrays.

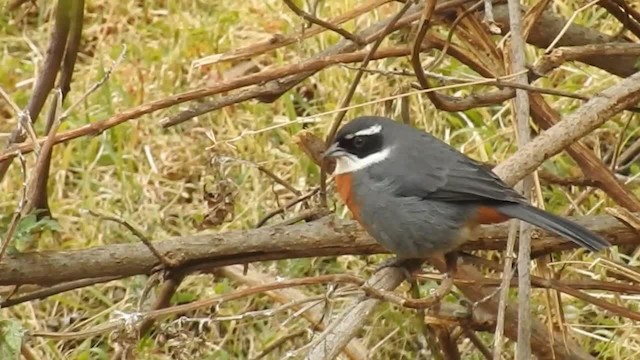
[[282, 0, 365, 45], [31, 0, 85, 216], [192, 0, 475, 67], [500, 0, 533, 357], [191, 0, 391, 67], [0, 45, 421, 161], [493, 70, 640, 186], [0, 210, 632, 285], [532, 43, 640, 78], [220, 265, 368, 360], [0, 0, 71, 181], [597, 0, 640, 40], [529, 93, 640, 212], [492, 4, 640, 77]]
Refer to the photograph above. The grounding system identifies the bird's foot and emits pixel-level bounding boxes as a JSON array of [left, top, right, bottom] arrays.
[[406, 253, 457, 309], [373, 257, 424, 280]]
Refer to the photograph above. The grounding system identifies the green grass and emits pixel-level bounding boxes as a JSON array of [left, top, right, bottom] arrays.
[[1, 0, 639, 359]]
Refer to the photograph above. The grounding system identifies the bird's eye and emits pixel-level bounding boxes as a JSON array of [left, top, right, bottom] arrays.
[[353, 136, 366, 148]]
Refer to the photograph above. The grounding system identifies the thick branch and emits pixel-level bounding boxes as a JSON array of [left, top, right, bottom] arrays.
[[529, 93, 640, 211], [492, 5, 639, 77], [0, 212, 637, 286], [494, 70, 640, 185]]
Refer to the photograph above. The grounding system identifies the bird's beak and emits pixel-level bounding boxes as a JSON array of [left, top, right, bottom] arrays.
[[322, 142, 345, 159]]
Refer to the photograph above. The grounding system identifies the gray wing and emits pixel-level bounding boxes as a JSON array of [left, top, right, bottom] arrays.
[[367, 133, 524, 203]]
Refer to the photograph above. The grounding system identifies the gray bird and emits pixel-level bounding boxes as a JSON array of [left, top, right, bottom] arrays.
[[323, 116, 610, 272]]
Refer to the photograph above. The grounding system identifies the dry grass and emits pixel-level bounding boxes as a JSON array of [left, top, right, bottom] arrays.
[[0, 0, 639, 359]]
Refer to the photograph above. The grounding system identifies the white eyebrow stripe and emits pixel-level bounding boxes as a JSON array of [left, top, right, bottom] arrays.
[[353, 124, 382, 136]]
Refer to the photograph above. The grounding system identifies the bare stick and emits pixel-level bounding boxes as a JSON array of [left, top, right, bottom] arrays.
[[494, 71, 640, 186], [222, 265, 368, 360], [410, 0, 438, 90], [503, 0, 534, 357], [29, 274, 368, 340], [137, 271, 185, 336], [25, 89, 63, 217], [192, 0, 391, 67], [528, 94, 640, 212], [491, 4, 639, 77], [87, 210, 176, 268], [306, 268, 406, 359], [492, 221, 518, 359], [255, 188, 319, 228], [0, 86, 21, 114], [544, 0, 601, 53], [482, 0, 501, 33], [282, 0, 364, 45], [0, 0, 72, 181], [0, 210, 638, 287], [532, 43, 640, 77], [0, 276, 122, 307], [0, 152, 29, 261], [597, 0, 640, 39], [0, 75, 518, 163]]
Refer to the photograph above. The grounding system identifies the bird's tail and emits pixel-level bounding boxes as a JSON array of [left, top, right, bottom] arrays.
[[496, 203, 611, 252]]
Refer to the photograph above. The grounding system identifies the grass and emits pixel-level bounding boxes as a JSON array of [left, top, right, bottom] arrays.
[[1, 0, 639, 359]]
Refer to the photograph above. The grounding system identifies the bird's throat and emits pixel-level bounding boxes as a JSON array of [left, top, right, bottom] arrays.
[[334, 173, 362, 222]]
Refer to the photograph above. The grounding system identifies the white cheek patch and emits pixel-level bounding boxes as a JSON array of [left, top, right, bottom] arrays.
[[333, 147, 393, 175]]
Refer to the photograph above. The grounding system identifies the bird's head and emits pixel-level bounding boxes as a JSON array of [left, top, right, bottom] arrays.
[[323, 116, 395, 174]]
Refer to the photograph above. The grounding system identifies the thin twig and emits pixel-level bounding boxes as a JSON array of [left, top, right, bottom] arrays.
[[20, 343, 41, 360], [597, 0, 640, 40], [282, 0, 365, 45], [25, 89, 63, 217], [345, 65, 640, 112], [408, 274, 445, 360], [0, 125, 34, 261], [30, 274, 367, 340], [462, 327, 492, 359], [0, 276, 122, 307], [60, 44, 127, 121], [504, 0, 533, 357], [87, 210, 176, 268], [410, 0, 438, 89], [221, 264, 368, 360], [0, 86, 21, 114], [492, 221, 518, 359], [255, 188, 319, 228], [138, 271, 186, 336], [192, 0, 391, 67], [544, 0, 601, 53], [253, 328, 308, 360], [217, 156, 301, 196], [0, 0, 72, 182], [424, 0, 485, 74]]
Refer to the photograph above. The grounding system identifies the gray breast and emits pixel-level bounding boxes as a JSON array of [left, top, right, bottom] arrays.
[[351, 170, 476, 259]]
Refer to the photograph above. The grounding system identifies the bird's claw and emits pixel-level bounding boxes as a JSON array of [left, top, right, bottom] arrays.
[[373, 257, 424, 280]]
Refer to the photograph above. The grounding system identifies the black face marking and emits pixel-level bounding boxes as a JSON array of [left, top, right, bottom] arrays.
[[337, 132, 384, 159]]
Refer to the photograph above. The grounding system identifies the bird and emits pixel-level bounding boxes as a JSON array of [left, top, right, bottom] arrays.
[[322, 115, 611, 274]]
